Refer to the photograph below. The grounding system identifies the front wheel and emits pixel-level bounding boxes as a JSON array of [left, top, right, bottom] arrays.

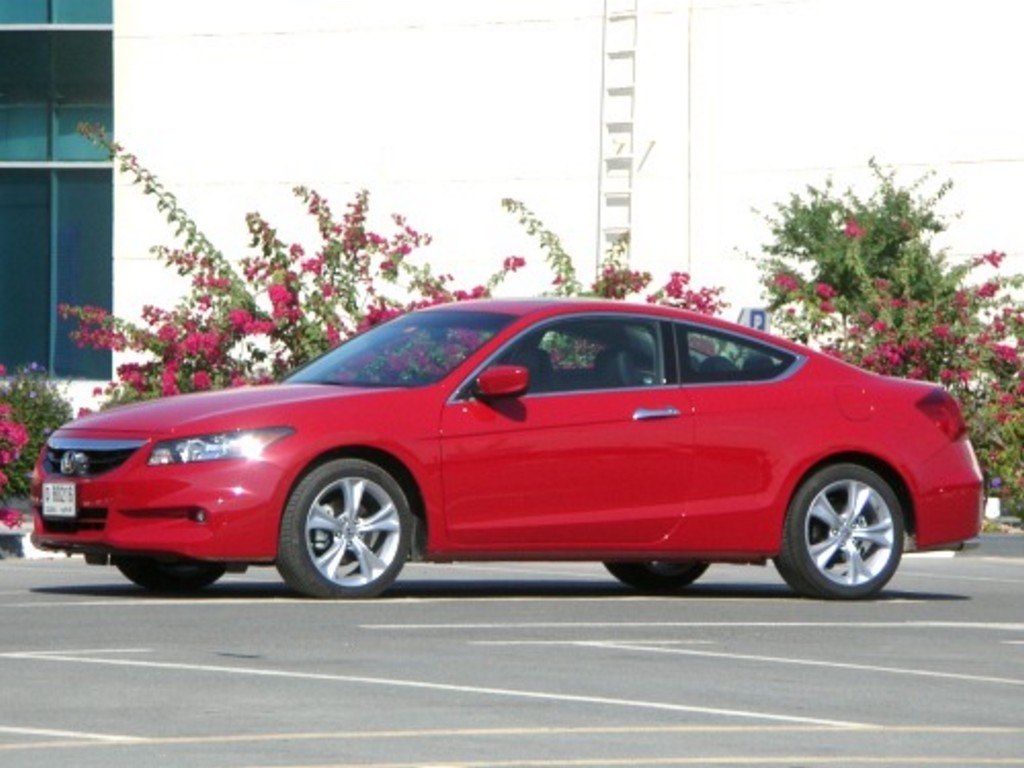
[[276, 458, 412, 599], [774, 463, 904, 599], [604, 561, 709, 591], [114, 557, 226, 592]]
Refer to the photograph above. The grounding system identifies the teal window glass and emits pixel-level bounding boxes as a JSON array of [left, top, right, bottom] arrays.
[[0, 104, 48, 159], [53, 0, 112, 24], [0, 0, 111, 24], [0, 0, 48, 23], [0, 170, 112, 378], [0, 31, 112, 161], [0, 173, 50, 367], [52, 30, 113, 159], [53, 168, 112, 378], [0, 32, 50, 160]]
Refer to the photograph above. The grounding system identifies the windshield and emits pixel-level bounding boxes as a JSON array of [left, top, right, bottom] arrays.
[[286, 309, 515, 387]]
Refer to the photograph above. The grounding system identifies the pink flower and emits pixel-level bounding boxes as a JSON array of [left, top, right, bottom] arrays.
[[980, 250, 1005, 268], [268, 284, 293, 305], [843, 218, 866, 239], [773, 274, 800, 292], [161, 367, 179, 397], [977, 281, 999, 299], [0, 508, 23, 530], [815, 283, 838, 300], [228, 309, 253, 330], [192, 371, 212, 391]]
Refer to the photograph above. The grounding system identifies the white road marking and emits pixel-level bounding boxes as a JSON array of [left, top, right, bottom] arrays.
[[363, 620, 1024, 631], [0, 725, 142, 743], [469, 639, 1024, 688], [0, 649, 869, 729]]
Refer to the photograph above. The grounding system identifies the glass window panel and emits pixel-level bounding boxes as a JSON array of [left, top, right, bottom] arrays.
[[0, 32, 50, 101], [0, 170, 112, 378], [51, 31, 113, 159], [53, 0, 112, 24], [54, 168, 112, 378], [0, 31, 111, 161], [0, 32, 50, 158], [0, 0, 48, 23], [0, 104, 48, 159], [0, 171, 50, 369], [54, 104, 111, 159], [52, 31, 112, 103]]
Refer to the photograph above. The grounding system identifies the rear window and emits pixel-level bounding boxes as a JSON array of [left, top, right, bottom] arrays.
[[678, 325, 798, 383]]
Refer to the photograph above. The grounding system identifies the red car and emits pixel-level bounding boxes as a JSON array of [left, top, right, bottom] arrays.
[[31, 299, 982, 599]]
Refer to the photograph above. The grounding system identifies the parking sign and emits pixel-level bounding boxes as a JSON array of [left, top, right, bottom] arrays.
[[738, 307, 769, 332]]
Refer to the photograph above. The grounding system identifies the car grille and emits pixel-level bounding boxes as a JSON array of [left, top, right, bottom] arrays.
[[38, 508, 108, 534], [44, 438, 147, 478]]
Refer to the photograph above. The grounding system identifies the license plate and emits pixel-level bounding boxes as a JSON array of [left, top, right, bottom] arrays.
[[43, 482, 77, 519]]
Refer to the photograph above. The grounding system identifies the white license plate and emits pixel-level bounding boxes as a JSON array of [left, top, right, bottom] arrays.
[[43, 482, 77, 519]]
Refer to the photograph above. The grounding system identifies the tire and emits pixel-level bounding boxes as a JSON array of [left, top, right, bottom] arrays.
[[774, 463, 904, 599], [604, 561, 709, 591], [276, 458, 412, 599], [114, 557, 226, 592]]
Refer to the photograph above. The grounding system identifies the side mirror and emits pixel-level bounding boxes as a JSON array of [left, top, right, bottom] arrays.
[[474, 365, 529, 399]]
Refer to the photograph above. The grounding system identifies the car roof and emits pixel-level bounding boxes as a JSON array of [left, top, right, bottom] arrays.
[[420, 298, 798, 350], [422, 297, 694, 320]]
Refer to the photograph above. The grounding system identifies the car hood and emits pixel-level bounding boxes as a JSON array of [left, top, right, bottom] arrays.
[[55, 384, 397, 438]]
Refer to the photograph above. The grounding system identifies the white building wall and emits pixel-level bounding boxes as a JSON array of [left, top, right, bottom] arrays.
[[109, 0, 1024, 336]]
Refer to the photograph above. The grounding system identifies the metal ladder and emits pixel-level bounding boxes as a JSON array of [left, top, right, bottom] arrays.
[[597, 0, 638, 262]]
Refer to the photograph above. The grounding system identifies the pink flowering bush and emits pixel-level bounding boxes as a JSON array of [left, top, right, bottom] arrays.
[[61, 126, 725, 408], [0, 363, 73, 501], [0, 364, 31, 524], [62, 127, 530, 404], [758, 160, 1024, 514], [501, 200, 727, 315]]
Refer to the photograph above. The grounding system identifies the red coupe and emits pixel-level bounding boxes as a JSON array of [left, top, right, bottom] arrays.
[[31, 299, 982, 599]]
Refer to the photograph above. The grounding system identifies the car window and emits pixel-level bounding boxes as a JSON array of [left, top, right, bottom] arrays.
[[287, 310, 515, 387], [496, 316, 663, 393], [678, 324, 797, 383]]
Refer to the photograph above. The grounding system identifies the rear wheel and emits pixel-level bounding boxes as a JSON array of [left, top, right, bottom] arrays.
[[775, 463, 904, 599], [114, 557, 226, 592], [276, 458, 412, 599], [604, 561, 709, 591]]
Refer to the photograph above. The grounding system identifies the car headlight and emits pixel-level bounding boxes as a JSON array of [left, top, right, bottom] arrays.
[[147, 427, 294, 466]]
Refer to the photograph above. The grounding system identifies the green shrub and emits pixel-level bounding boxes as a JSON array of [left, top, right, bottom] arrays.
[[0, 363, 74, 500], [757, 160, 1024, 512]]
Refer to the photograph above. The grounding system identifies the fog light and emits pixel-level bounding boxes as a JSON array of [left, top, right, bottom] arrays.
[[189, 509, 208, 524]]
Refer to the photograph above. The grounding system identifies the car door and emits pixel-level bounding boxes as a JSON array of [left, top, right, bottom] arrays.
[[673, 322, 806, 551], [438, 315, 694, 552]]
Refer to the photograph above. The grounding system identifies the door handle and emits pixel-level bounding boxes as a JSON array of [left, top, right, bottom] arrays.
[[632, 406, 681, 421]]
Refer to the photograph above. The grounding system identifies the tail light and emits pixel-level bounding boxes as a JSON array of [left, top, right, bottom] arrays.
[[916, 388, 968, 441]]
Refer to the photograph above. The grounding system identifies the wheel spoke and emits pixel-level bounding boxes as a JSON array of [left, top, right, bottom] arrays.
[[808, 494, 842, 529], [350, 536, 387, 581], [341, 477, 365, 517], [314, 539, 347, 577], [810, 535, 842, 570], [852, 518, 894, 548], [844, 546, 872, 585], [306, 503, 342, 536], [851, 482, 878, 519], [358, 503, 399, 535]]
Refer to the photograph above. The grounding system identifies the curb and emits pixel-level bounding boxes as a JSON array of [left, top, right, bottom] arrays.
[[970, 532, 1024, 559], [0, 511, 53, 560]]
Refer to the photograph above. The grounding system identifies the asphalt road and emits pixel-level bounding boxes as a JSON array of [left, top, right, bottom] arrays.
[[1, 539, 1022, 768]]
